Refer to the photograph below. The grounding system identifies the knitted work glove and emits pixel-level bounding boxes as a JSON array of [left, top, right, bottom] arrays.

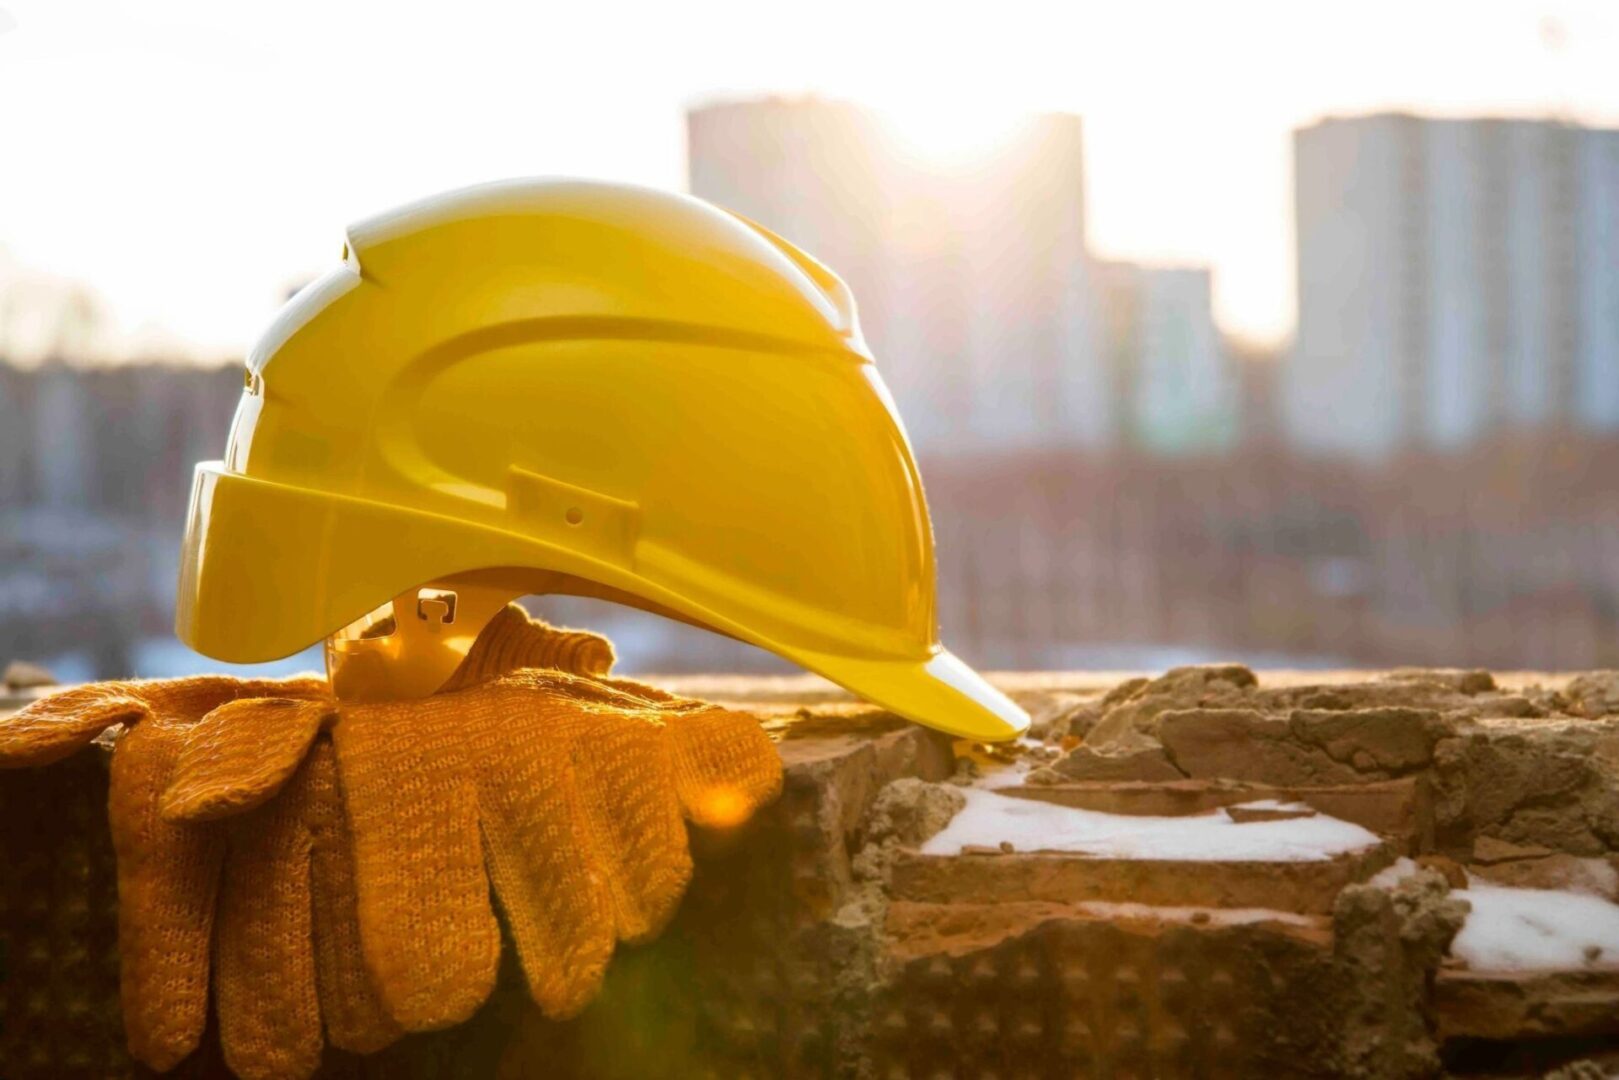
[[164, 703, 402, 1079], [0, 608, 616, 1078], [168, 605, 783, 1034], [330, 667, 782, 1029], [155, 606, 625, 1073], [0, 675, 358, 1074], [3, 607, 780, 1076]]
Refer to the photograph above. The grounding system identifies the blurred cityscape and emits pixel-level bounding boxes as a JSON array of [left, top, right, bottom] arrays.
[[2, 99, 1617, 678]]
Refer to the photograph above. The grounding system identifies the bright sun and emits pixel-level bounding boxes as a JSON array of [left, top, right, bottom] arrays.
[[877, 103, 1036, 171]]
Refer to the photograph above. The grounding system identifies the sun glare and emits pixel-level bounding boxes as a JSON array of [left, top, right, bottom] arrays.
[[879, 104, 1035, 171]]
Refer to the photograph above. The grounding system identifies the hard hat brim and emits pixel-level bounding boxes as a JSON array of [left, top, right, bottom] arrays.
[[177, 462, 1029, 742], [781, 643, 1029, 742]]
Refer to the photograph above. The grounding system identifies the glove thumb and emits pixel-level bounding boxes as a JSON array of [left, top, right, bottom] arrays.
[[0, 683, 150, 768], [161, 697, 333, 823]]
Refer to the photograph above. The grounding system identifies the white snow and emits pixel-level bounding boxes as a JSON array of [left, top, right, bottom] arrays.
[[1230, 798, 1315, 814], [963, 739, 1049, 790], [977, 758, 1033, 790], [1451, 882, 1619, 971], [1367, 856, 1421, 889], [919, 787, 1381, 862]]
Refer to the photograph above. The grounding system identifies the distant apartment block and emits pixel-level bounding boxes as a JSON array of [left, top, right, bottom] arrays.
[[689, 98, 1185, 456], [1097, 262, 1237, 455], [1287, 114, 1619, 459]]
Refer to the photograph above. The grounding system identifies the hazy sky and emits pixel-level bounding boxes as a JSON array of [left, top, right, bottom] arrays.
[[1, 0, 1616, 357]]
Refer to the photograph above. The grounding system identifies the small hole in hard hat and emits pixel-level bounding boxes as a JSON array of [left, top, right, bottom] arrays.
[[565, 507, 584, 526]]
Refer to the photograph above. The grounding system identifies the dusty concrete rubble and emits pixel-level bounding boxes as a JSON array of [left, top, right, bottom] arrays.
[[7, 668, 1619, 1077]]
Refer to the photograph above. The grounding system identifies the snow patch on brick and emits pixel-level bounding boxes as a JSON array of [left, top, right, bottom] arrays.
[[1451, 882, 1619, 971], [920, 786, 1381, 861]]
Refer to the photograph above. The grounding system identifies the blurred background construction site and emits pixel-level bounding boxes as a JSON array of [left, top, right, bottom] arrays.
[[2, 1, 1617, 680]]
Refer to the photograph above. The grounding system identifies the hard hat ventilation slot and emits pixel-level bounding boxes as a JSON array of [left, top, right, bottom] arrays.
[[416, 588, 458, 627]]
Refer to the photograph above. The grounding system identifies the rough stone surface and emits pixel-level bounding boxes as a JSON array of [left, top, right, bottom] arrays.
[[875, 902, 1334, 1078], [1543, 1061, 1613, 1080], [1467, 853, 1619, 897], [1566, 671, 1619, 718], [1006, 688, 1091, 742], [1083, 664, 1259, 748], [1039, 665, 1619, 866], [1384, 668, 1498, 696], [1158, 706, 1446, 786], [1327, 868, 1470, 1078], [891, 843, 1393, 914], [1047, 743, 1185, 782], [2, 658, 58, 690], [1437, 969, 1619, 1040], [860, 777, 965, 851], [1431, 718, 1619, 857], [10, 668, 1619, 1078]]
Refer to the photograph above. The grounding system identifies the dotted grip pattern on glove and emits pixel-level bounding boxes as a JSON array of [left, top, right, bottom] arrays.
[[0, 605, 783, 1080], [330, 665, 783, 1028], [0, 676, 328, 1073]]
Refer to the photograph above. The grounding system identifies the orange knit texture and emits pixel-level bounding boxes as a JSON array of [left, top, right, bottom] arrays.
[[329, 667, 781, 1028], [0, 607, 782, 1079], [2, 676, 326, 1070]]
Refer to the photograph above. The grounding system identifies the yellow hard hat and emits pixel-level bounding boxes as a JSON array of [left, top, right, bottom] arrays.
[[175, 179, 1029, 742]]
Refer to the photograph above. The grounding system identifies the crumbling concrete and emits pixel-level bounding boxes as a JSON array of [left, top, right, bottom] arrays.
[[1080, 664, 1259, 747], [7, 667, 1619, 1078], [1566, 671, 1619, 719], [1431, 716, 1619, 858], [1327, 868, 1470, 1078]]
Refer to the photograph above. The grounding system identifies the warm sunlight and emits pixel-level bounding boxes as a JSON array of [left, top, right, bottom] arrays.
[[9, 6, 1619, 1074], [877, 104, 1038, 171], [1, 1, 1616, 352]]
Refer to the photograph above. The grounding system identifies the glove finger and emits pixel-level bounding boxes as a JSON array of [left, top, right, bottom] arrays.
[[467, 700, 614, 1019], [108, 719, 221, 1071], [332, 702, 500, 1030], [161, 697, 331, 823], [0, 684, 149, 768], [214, 764, 323, 1080], [667, 707, 783, 829], [570, 707, 692, 943], [301, 738, 401, 1053]]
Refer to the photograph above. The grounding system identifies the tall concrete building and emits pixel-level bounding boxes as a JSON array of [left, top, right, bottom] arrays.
[[686, 99, 1110, 454], [33, 364, 91, 510], [1287, 114, 1619, 460], [1097, 262, 1237, 455]]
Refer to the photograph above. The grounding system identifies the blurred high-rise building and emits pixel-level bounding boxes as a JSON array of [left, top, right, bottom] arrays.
[[686, 98, 1118, 454], [33, 364, 91, 510], [1287, 114, 1619, 460], [1096, 262, 1238, 455]]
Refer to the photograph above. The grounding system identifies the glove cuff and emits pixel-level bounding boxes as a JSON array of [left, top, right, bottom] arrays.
[[442, 605, 615, 690]]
